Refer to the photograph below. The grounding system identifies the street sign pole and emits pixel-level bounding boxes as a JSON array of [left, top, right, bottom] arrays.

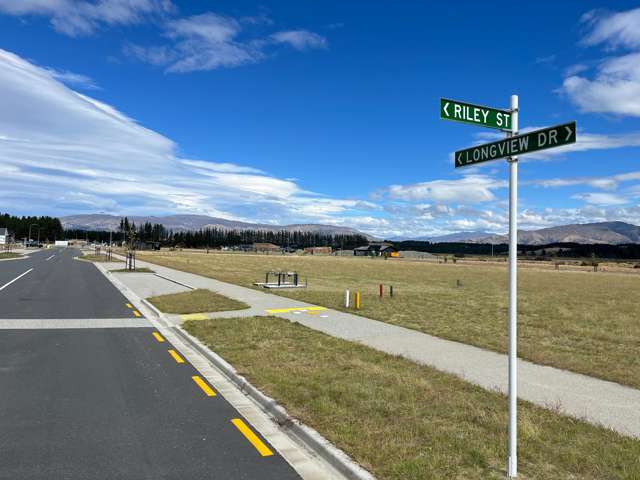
[[507, 94, 518, 478], [443, 95, 575, 478]]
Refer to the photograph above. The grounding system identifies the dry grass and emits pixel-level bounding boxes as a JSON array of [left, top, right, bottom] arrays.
[[0, 252, 21, 259], [185, 316, 640, 480], [139, 251, 640, 388], [147, 288, 249, 314]]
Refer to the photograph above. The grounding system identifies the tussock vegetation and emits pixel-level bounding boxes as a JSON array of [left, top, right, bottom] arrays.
[[148, 288, 248, 314], [185, 316, 640, 480], [139, 251, 640, 388]]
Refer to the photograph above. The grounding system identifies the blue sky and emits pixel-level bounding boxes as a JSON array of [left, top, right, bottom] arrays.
[[1, 1, 640, 237]]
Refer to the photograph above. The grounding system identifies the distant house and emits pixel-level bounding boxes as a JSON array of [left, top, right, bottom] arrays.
[[135, 241, 161, 251], [0, 228, 13, 245], [354, 242, 397, 256], [304, 246, 332, 255], [253, 242, 281, 253]]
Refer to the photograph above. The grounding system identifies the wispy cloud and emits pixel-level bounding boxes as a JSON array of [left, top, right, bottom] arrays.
[[532, 171, 640, 191], [0, 0, 175, 36], [44, 67, 101, 90], [572, 192, 629, 206], [535, 54, 556, 65], [270, 30, 328, 51], [124, 13, 327, 73], [0, 3, 328, 74]]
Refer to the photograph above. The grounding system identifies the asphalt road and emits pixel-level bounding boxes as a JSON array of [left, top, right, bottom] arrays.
[[0, 249, 301, 479]]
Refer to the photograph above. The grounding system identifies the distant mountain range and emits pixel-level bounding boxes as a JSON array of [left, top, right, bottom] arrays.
[[471, 221, 640, 245], [398, 231, 494, 243], [395, 221, 640, 245], [60, 214, 370, 237]]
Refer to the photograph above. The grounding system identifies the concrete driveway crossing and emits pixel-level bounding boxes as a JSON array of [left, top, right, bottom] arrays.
[[0, 247, 308, 480]]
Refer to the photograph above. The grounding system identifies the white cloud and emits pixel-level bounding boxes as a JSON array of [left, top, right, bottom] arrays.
[[0, 0, 175, 36], [561, 53, 640, 116], [560, 8, 640, 117], [0, 48, 369, 225], [385, 175, 507, 204], [124, 13, 326, 73], [181, 159, 264, 175], [270, 30, 327, 51], [572, 192, 629, 206], [44, 67, 101, 90], [533, 171, 640, 191], [581, 7, 640, 50], [565, 63, 589, 76]]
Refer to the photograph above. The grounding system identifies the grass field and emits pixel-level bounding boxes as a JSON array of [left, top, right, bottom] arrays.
[[148, 288, 249, 314], [138, 251, 640, 389], [185, 316, 640, 480]]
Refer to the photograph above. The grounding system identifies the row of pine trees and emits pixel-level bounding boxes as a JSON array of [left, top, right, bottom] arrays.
[[0, 213, 64, 242], [77, 217, 369, 250]]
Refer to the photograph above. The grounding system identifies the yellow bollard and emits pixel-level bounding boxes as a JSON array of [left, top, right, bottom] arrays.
[[355, 291, 361, 309]]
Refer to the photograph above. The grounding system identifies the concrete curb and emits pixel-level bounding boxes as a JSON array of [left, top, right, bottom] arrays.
[[141, 289, 375, 480], [171, 321, 376, 480], [100, 262, 375, 480], [0, 255, 29, 262]]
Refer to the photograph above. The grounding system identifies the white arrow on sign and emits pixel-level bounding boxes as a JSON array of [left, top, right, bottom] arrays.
[[443, 101, 450, 117], [564, 124, 573, 141], [456, 152, 463, 166]]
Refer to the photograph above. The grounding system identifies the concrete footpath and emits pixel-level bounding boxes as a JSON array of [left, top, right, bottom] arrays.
[[104, 256, 640, 439]]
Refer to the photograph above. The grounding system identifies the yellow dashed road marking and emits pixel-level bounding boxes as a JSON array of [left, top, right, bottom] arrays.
[[180, 313, 208, 321], [126, 303, 133, 309], [266, 306, 326, 314], [192, 375, 216, 397], [133, 310, 142, 317], [168, 349, 185, 364], [231, 418, 274, 457], [152, 332, 165, 343]]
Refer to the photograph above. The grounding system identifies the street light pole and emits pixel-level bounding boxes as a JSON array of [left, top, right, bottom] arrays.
[[28, 223, 38, 245]]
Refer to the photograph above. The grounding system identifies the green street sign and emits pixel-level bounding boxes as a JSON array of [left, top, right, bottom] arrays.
[[455, 121, 576, 168], [440, 98, 512, 130]]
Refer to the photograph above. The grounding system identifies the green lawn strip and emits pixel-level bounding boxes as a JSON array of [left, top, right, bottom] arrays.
[[148, 288, 249, 314], [79, 254, 115, 263], [111, 267, 155, 273], [138, 252, 640, 389], [184, 316, 640, 480], [0, 252, 21, 259]]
